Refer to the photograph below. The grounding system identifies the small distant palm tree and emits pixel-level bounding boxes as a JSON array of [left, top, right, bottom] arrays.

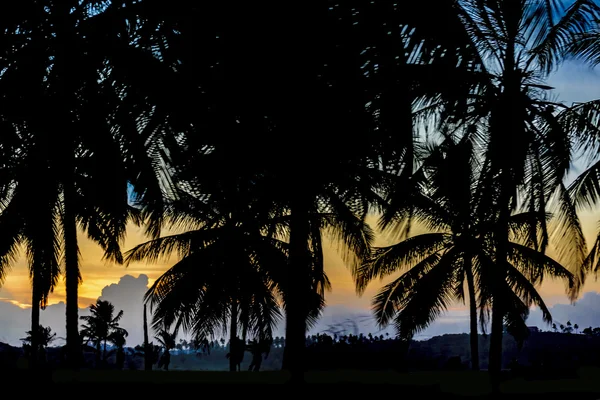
[[108, 329, 128, 369], [21, 325, 57, 364], [155, 329, 176, 371], [80, 300, 128, 363]]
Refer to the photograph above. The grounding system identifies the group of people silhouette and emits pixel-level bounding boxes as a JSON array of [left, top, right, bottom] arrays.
[[226, 337, 272, 371]]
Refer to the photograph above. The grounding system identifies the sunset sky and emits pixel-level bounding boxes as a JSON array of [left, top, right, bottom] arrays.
[[2, 60, 600, 345]]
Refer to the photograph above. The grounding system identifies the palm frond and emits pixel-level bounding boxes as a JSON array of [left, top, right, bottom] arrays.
[[392, 249, 461, 340], [371, 251, 444, 329], [547, 183, 586, 297], [124, 228, 218, 265], [532, 0, 600, 72], [356, 233, 452, 294]]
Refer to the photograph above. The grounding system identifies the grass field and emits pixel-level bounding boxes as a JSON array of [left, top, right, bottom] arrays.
[[18, 367, 595, 396]]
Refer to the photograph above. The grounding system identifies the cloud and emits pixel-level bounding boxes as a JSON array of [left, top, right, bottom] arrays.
[[98, 274, 149, 346], [3, 274, 600, 348], [527, 291, 600, 330], [547, 60, 600, 105], [0, 274, 150, 347]]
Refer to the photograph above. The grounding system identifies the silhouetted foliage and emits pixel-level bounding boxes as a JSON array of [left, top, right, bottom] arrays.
[[80, 300, 128, 366]]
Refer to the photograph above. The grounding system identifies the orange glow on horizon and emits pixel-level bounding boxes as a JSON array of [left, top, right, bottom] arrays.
[[1, 209, 600, 312]]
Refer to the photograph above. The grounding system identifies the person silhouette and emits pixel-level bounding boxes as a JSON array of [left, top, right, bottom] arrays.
[[247, 340, 262, 372], [226, 337, 245, 371]]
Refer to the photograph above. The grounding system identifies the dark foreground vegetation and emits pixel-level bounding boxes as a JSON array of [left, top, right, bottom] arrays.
[[5, 1, 600, 389], [5, 331, 600, 373]]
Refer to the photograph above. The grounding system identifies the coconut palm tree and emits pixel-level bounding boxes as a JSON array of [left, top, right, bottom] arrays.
[[124, 0, 487, 381], [0, 148, 62, 369], [125, 187, 290, 372], [21, 325, 57, 366], [358, 136, 484, 369], [80, 300, 128, 364], [108, 329, 128, 370], [357, 135, 576, 371], [155, 329, 176, 371], [0, 1, 173, 368], [421, 0, 598, 375]]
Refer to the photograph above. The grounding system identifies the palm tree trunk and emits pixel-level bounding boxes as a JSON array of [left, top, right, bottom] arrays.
[[489, 192, 512, 376], [30, 279, 40, 369], [282, 198, 311, 383], [229, 297, 238, 372], [464, 256, 479, 371], [143, 304, 152, 371], [103, 339, 107, 362], [489, 20, 519, 378], [64, 177, 81, 369]]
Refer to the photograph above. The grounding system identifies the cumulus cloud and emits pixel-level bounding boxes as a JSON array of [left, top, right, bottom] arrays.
[[0, 274, 150, 347], [98, 274, 149, 346], [3, 276, 600, 347], [527, 291, 600, 330]]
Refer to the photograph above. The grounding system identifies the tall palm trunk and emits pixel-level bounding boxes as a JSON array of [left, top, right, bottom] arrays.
[[30, 279, 40, 369], [464, 255, 479, 371], [143, 304, 152, 370], [282, 198, 311, 382], [103, 339, 107, 362], [489, 181, 513, 374], [489, 208, 509, 374], [489, 14, 519, 375], [64, 176, 81, 369], [229, 297, 238, 372], [54, 0, 80, 370]]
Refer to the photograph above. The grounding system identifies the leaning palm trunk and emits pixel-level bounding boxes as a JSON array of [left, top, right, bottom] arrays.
[[464, 256, 479, 371], [229, 297, 238, 372], [282, 198, 311, 382], [64, 176, 81, 369]]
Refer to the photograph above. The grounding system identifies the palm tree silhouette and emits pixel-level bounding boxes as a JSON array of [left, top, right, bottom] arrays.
[[125, 182, 291, 372], [80, 300, 128, 364], [108, 329, 128, 370], [357, 135, 575, 370], [0, 1, 173, 368], [155, 329, 176, 371], [129, 0, 485, 380], [21, 325, 57, 366], [0, 157, 62, 369], [427, 0, 597, 375]]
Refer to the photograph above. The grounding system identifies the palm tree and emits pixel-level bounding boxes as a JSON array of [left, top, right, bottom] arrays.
[[108, 329, 128, 370], [21, 325, 57, 365], [423, 0, 598, 375], [0, 153, 62, 369], [80, 300, 128, 364], [155, 329, 176, 371], [0, 1, 172, 368], [358, 136, 484, 368], [125, 186, 290, 372], [123, 0, 487, 380], [357, 135, 575, 370]]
